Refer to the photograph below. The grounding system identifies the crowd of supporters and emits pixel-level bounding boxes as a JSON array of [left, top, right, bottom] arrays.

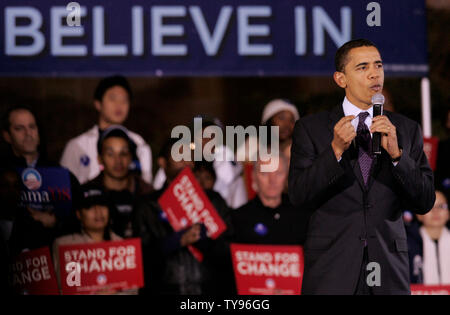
[[0, 75, 449, 294]]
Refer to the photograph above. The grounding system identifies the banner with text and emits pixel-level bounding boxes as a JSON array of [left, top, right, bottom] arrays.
[[231, 243, 304, 295], [158, 167, 227, 239], [411, 284, 450, 295], [11, 247, 59, 295], [58, 238, 143, 295], [423, 137, 439, 171], [0, 0, 427, 76], [17, 167, 73, 218]]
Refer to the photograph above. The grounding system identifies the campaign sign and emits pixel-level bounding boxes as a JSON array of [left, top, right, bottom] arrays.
[[411, 284, 450, 295], [18, 167, 73, 217], [11, 247, 59, 295], [423, 137, 439, 171], [231, 244, 304, 295], [59, 238, 143, 295], [158, 167, 227, 239], [0, 0, 427, 77], [243, 162, 256, 201]]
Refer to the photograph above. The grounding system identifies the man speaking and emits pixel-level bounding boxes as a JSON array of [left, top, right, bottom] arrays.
[[288, 39, 435, 295]]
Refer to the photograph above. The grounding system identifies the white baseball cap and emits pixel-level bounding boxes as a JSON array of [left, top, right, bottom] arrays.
[[261, 99, 300, 125]]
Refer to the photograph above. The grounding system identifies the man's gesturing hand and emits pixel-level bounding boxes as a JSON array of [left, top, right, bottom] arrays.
[[331, 115, 356, 160], [370, 115, 402, 160]]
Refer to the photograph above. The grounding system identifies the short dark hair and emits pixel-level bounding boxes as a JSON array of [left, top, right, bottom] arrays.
[[335, 39, 378, 72], [76, 184, 114, 240], [158, 137, 185, 161], [94, 75, 132, 102], [97, 126, 137, 158], [194, 160, 217, 182], [1, 104, 36, 133]]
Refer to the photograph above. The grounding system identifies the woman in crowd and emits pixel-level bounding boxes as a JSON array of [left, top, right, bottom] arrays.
[[407, 190, 450, 284], [261, 99, 300, 148], [52, 186, 125, 294]]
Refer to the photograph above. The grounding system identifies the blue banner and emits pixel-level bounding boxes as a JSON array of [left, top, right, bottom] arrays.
[[18, 167, 73, 217], [0, 0, 428, 76]]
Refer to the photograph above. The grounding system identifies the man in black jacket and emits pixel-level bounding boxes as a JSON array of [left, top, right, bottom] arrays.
[[1, 105, 80, 255], [84, 125, 153, 238], [288, 39, 435, 295], [133, 138, 234, 295], [232, 154, 309, 245]]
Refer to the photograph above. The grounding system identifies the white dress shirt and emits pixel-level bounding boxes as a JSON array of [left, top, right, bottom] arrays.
[[342, 97, 373, 137], [338, 97, 398, 166]]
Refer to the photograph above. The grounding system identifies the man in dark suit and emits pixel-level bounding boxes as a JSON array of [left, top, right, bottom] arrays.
[[288, 39, 435, 295]]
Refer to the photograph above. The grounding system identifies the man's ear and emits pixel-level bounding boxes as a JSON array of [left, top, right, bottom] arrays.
[[2, 130, 11, 144], [333, 71, 347, 89], [94, 100, 102, 113], [76, 210, 81, 221]]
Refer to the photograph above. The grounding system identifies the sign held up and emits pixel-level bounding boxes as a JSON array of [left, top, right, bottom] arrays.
[[231, 243, 304, 295], [58, 238, 144, 295], [11, 247, 59, 295], [158, 167, 227, 239]]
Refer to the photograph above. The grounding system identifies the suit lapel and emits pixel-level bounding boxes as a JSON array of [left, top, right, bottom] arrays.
[[327, 104, 344, 133]]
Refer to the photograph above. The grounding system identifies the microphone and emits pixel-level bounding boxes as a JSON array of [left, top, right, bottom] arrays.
[[371, 93, 385, 155]]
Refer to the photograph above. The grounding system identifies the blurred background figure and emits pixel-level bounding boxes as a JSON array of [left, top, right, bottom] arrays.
[[153, 115, 247, 209], [280, 140, 293, 193], [261, 99, 300, 193], [1, 105, 80, 255], [236, 134, 259, 201], [381, 87, 396, 113], [230, 153, 309, 245], [0, 168, 20, 294], [236, 101, 300, 202], [84, 125, 152, 238], [435, 108, 450, 201], [193, 160, 216, 191], [1, 105, 43, 168], [52, 186, 128, 294], [261, 99, 300, 148], [0, 168, 20, 244], [407, 190, 450, 284], [60, 75, 152, 185], [133, 136, 234, 295]]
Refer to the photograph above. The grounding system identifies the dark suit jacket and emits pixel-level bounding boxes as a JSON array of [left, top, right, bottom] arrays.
[[288, 104, 435, 295]]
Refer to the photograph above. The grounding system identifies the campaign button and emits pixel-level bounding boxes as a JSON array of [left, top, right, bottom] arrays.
[[80, 155, 90, 167], [254, 223, 268, 236]]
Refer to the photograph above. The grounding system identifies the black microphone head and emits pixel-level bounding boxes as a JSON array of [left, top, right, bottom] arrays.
[[371, 93, 385, 105]]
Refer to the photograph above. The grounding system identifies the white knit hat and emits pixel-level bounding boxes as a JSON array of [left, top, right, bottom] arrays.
[[261, 99, 300, 125]]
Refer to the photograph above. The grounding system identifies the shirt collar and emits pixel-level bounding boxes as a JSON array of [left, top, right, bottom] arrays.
[[28, 153, 39, 168], [342, 97, 373, 119]]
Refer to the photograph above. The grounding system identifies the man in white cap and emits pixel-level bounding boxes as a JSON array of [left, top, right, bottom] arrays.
[[261, 99, 300, 148]]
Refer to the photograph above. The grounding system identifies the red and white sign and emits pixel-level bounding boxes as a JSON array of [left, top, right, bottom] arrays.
[[243, 162, 256, 200], [58, 238, 143, 295], [158, 167, 227, 239], [411, 284, 450, 295], [11, 247, 59, 295], [423, 137, 439, 171], [230, 244, 304, 295]]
